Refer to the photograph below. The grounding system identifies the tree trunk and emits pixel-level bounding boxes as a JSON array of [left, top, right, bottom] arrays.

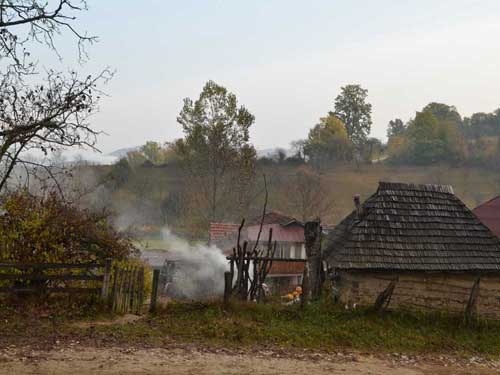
[[301, 220, 322, 305]]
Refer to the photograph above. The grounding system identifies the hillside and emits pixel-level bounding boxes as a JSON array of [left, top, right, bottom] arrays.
[[96, 162, 500, 236]]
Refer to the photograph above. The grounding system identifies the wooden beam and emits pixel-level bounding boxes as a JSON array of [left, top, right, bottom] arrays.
[[465, 277, 481, 323]]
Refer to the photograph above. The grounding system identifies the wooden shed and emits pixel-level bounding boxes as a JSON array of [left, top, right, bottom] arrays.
[[324, 181, 500, 319]]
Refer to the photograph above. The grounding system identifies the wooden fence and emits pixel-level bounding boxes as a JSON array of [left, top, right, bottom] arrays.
[[0, 260, 112, 298], [110, 265, 145, 314], [0, 261, 147, 315]]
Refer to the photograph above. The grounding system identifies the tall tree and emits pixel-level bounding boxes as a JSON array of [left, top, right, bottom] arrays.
[[387, 118, 406, 139], [303, 114, 352, 167], [406, 110, 445, 164], [176, 80, 256, 223], [423, 103, 462, 127], [332, 84, 372, 148], [0, 1, 110, 192]]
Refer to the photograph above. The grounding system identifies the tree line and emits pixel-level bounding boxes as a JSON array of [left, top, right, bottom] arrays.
[[105, 80, 500, 233], [387, 103, 500, 167]]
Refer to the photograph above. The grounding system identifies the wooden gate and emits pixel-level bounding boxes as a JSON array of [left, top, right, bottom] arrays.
[[110, 266, 145, 314]]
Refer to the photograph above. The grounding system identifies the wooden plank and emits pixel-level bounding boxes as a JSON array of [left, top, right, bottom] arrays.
[[101, 258, 112, 301], [226, 256, 306, 262], [465, 277, 481, 323], [0, 262, 104, 270], [110, 266, 119, 310], [224, 271, 232, 305], [0, 287, 101, 294], [137, 267, 145, 315], [0, 274, 104, 281], [150, 269, 160, 312]]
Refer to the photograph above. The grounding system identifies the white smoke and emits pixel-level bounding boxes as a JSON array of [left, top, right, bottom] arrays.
[[160, 228, 229, 300]]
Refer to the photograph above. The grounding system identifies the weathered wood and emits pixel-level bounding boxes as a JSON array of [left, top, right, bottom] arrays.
[[137, 267, 145, 314], [0, 274, 104, 281], [374, 278, 398, 312], [465, 277, 481, 323], [0, 261, 110, 297], [227, 256, 306, 262], [130, 268, 138, 313], [150, 269, 160, 312], [224, 271, 232, 305], [116, 268, 125, 313], [101, 258, 112, 301], [110, 266, 119, 309], [0, 287, 101, 294], [301, 220, 322, 305], [0, 262, 103, 270]]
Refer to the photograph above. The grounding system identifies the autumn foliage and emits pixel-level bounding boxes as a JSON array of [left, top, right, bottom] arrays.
[[0, 191, 136, 264]]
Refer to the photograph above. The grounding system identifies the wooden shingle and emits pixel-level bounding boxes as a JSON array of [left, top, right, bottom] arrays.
[[325, 182, 500, 272]]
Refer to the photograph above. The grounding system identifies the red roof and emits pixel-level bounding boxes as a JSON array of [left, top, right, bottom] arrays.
[[250, 210, 303, 226], [473, 196, 500, 237], [247, 223, 304, 243]]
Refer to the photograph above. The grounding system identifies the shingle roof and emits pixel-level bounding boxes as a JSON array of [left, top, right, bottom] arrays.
[[325, 182, 500, 272]]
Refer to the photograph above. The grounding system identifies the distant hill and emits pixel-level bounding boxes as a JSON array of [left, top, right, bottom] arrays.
[[108, 146, 141, 159]]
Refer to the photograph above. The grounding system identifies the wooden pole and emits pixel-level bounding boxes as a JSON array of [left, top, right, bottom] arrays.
[[224, 271, 232, 305], [465, 277, 481, 323], [137, 267, 145, 314], [101, 258, 112, 301], [150, 269, 160, 313]]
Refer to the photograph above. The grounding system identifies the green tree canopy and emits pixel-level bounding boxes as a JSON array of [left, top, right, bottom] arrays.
[[423, 103, 462, 127], [387, 118, 406, 139], [390, 107, 468, 165], [332, 84, 372, 148], [304, 114, 352, 167], [176, 80, 256, 222]]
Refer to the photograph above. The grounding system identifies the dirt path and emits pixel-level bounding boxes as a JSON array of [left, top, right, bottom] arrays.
[[0, 346, 499, 375]]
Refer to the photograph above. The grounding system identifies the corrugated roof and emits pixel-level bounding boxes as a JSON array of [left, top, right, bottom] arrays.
[[325, 181, 500, 272]]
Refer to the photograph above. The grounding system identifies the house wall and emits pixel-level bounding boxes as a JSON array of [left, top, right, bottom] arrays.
[[336, 271, 500, 319]]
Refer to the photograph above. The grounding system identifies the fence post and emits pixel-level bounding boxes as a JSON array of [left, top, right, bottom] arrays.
[[101, 258, 112, 301], [224, 271, 232, 305], [149, 269, 160, 313], [137, 267, 145, 314], [110, 266, 118, 309]]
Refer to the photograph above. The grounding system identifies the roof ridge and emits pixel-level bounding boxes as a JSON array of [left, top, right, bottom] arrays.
[[378, 181, 454, 195]]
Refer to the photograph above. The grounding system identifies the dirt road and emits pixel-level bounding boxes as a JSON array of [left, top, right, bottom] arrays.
[[0, 346, 498, 375]]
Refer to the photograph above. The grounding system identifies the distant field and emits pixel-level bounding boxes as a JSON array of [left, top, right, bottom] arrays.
[[261, 163, 500, 225], [97, 162, 500, 230], [134, 238, 172, 251]]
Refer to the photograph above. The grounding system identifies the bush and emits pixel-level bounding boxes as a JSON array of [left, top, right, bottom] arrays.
[[0, 190, 137, 263]]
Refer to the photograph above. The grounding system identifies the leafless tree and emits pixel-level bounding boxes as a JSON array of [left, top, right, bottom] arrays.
[[282, 166, 335, 222], [0, 1, 111, 193]]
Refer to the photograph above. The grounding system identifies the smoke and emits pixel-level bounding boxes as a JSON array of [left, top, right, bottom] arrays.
[[160, 228, 229, 300]]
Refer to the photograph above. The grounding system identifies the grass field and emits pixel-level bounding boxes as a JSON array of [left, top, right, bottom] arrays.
[[2, 299, 500, 356]]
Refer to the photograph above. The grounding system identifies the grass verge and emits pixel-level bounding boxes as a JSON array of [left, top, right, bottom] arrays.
[[1, 299, 500, 356]]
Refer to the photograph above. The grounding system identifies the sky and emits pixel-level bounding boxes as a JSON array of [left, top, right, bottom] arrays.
[[47, 0, 500, 156]]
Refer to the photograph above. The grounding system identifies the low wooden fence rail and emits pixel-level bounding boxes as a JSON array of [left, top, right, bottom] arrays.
[[0, 260, 112, 299], [0, 261, 147, 315]]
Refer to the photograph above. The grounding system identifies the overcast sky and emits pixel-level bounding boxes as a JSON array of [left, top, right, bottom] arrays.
[[60, 0, 500, 155]]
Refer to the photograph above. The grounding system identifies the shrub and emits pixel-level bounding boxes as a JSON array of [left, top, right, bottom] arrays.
[[0, 190, 137, 263]]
